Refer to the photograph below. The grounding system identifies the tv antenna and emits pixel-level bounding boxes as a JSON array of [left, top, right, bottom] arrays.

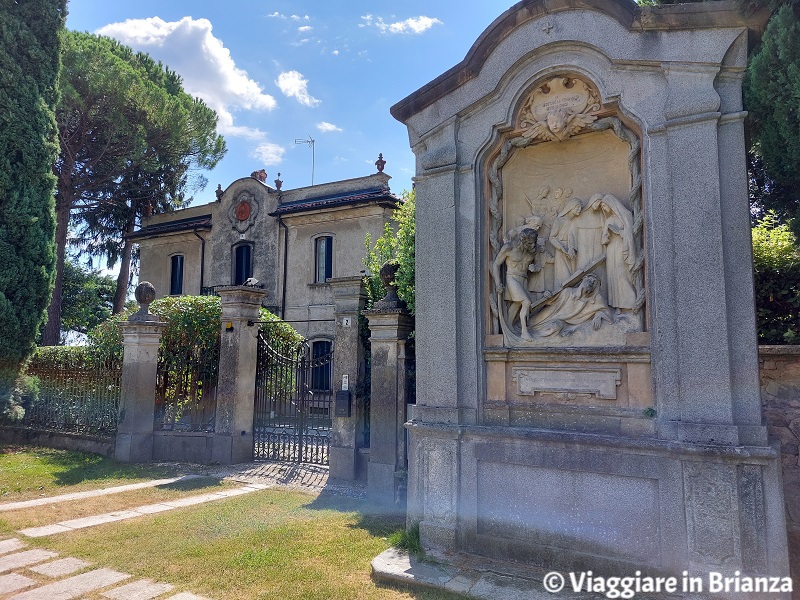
[[294, 135, 315, 186]]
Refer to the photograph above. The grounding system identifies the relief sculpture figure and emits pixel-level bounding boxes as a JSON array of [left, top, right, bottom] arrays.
[[492, 228, 539, 340], [549, 198, 582, 286], [589, 193, 637, 310], [529, 273, 613, 337]]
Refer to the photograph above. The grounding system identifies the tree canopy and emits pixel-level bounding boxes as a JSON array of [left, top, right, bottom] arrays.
[[0, 0, 65, 399], [744, 4, 800, 233], [57, 259, 117, 340], [42, 31, 226, 344], [363, 190, 416, 313]]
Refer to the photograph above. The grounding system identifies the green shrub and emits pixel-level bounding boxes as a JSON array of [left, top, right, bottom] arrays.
[[87, 295, 300, 365], [363, 190, 415, 313], [752, 212, 800, 344]]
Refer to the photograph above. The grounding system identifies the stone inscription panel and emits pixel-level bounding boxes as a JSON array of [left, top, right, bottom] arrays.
[[476, 461, 660, 562], [512, 367, 621, 400]]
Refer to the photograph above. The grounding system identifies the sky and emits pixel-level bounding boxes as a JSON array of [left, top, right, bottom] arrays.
[[65, 1, 512, 205]]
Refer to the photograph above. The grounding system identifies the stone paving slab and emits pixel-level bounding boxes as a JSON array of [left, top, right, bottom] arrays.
[[18, 484, 264, 538], [102, 578, 174, 599], [0, 539, 25, 555], [9, 567, 130, 600], [55, 510, 142, 530], [0, 573, 36, 594], [0, 550, 58, 573], [0, 476, 202, 512], [133, 503, 175, 514], [166, 593, 212, 600], [17, 525, 71, 538], [28, 557, 91, 577]]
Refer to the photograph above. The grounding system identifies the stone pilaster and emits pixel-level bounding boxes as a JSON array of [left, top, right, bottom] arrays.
[[328, 277, 368, 480], [215, 286, 267, 464]]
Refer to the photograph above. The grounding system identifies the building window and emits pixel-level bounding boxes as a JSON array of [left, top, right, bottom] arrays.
[[315, 236, 332, 283], [233, 244, 253, 285], [310, 340, 332, 391], [170, 255, 184, 295]]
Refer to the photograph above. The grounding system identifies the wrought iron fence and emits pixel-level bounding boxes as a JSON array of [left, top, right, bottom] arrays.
[[155, 341, 219, 431], [22, 362, 121, 437]]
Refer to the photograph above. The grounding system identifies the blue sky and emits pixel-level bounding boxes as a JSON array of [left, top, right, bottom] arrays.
[[66, 1, 510, 203]]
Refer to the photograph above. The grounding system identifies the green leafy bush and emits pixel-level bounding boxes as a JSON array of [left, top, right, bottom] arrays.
[[88, 295, 299, 365], [363, 190, 415, 313], [752, 212, 800, 344]]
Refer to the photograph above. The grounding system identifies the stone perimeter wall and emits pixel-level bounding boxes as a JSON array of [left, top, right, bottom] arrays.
[[760, 345, 800, 591]]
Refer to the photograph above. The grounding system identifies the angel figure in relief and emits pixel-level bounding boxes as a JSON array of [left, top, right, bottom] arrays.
[[520, 107, 599, 143]]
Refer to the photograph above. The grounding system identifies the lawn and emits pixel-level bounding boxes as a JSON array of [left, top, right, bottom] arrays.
[[0, 445, 184, 500], [0, 446, 463, 599]]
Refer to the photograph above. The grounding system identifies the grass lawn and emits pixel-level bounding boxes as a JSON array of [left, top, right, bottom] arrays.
[[0, 445, 183, 500], [0, 477, 232, 535], [0, 446, 464, 599]]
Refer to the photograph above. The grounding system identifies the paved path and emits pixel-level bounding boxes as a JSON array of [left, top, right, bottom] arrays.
[[18, 483, 268, 538], [0, 476, 203, 512], [0, 460, 366, 600], [0, 538, 209, 600]]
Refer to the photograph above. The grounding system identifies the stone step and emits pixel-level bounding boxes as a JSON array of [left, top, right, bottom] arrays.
[[0, 539, 25, 556], [29, 558, 91, 578], [0, 573, 36, 594], [8, 567, 130, 600], [102, 579, 174, 600], [0, 550, 58, 574]]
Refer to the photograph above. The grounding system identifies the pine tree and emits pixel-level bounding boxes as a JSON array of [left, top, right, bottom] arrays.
[[0, 0, 65, 401]]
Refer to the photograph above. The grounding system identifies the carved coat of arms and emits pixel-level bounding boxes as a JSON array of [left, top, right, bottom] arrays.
[[519, 77, 601, 142]]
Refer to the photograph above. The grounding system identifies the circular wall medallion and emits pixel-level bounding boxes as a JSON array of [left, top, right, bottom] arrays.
[[236, 200, 252, 221]]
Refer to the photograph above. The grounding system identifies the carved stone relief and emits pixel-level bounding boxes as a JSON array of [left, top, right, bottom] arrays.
[[488, 75, 645, 347], [519, 76, 602, 143]]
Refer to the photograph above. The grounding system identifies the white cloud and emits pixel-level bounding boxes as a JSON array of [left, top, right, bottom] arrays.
[[276, 71, 320, 107], [332, 50, 340, 56], [298, 25, 312, 32], [360, 14, 442, 34], [290, 14, 310, 21], [95, 17, 276, 138], [251, 143, 286, 166], [267, 11, 285, 19], [316, 122, 342, 133]]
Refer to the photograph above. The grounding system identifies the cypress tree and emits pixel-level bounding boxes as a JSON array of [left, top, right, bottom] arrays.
[[745, 4, 800, 229], [0, 0, 65, 402]]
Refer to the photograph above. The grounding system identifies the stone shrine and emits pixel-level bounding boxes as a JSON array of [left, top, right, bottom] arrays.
[[392, 0, 789, 589]]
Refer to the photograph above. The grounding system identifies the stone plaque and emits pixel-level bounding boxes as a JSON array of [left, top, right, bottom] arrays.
[[512, 367, 621, 400]]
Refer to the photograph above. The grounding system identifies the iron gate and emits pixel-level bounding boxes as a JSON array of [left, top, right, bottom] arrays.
[[253, 325, 334, 464]]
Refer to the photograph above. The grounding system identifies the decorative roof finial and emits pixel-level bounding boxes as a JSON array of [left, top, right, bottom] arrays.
[[250, 169, 267, 183], [215, 184, 223, 201], [375, 153, 386, 173], [274, 173, 283, 191]]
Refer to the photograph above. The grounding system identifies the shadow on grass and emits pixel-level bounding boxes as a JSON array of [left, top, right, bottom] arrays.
[[1, 445, 183, 487], [305, 491, 407, 537], [304, 494, 466, 600]]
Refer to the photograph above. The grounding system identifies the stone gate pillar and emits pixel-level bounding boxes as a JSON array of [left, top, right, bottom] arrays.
[[215, 286, 267, 464], [115, 282, 166, 463], [364, 265, 414, 504], [328, 277, 368, 480]]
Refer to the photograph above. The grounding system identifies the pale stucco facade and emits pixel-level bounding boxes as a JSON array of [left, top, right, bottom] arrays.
[[132, 170, 399, 339]]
